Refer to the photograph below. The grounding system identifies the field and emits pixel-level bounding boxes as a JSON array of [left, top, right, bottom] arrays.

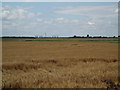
[[2, 38, 119, 88]]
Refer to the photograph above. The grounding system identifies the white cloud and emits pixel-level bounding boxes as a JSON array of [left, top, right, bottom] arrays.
[[37, 18, 43, 22], [27, 13, 35, 18], [56, 17, 64, 21], [36, 12, 43, 16], [2, 6, 26, 20], [70, 20, 80, 23], [23, 6, 35, 10], [56, 17, 80, 24], [36, 17, 81, 24], [55, 4, 118, 18], [2, 10, 10, 18], [2, 5, 43, 20], [115, 8, 118, 13], [88, 21, 95, 25], [56, 17, 67, 23], [44, 21, 53, 24]]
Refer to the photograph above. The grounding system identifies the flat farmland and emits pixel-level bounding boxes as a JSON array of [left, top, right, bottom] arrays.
[[2, 38, 119, 88]]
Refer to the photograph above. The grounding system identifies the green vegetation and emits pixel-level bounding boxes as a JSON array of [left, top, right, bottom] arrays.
[[2, 38, 120, 43], [25, 39, 120, 43]]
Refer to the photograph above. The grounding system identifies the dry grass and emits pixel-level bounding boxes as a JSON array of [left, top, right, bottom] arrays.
[[2, 38, 119, 88]]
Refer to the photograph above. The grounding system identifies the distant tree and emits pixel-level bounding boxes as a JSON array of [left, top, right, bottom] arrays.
[[113, 36, 116, 38], [73, 35, 77, 38], [87, 34, 89, 38]]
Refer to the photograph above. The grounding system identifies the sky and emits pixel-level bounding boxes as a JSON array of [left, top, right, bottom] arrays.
[[1, 2, 118, 37], [2, 0, 120, 2]]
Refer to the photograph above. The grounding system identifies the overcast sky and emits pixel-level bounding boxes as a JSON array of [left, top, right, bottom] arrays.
[[2, 2, 118, 37]]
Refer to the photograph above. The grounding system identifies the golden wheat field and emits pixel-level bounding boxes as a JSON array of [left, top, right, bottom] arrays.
[[2, 38, 119, 88]]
